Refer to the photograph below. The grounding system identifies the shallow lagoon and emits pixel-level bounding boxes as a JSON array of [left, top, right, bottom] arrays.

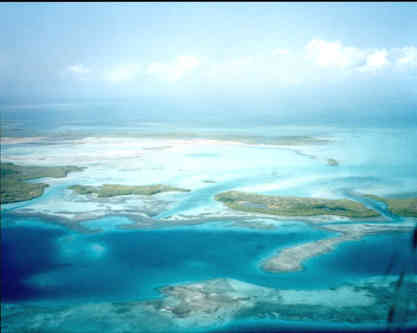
[[2, 122, 417, 332]]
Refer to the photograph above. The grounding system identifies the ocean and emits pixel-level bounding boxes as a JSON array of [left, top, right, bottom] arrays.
[[1, 103, 417, 332]]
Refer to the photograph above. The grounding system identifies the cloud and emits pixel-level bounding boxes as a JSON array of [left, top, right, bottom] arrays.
[[104, 64, 142, 83], [305, 39, 366, 69], [146, 55, 200, 82], [64, 64, 92, 81], [67, 64, 90, 74], [305, 39, 417, 76], [396, 46, 417, 67], [62, 43, 417, 91], [272, 48, 290, 56], [358, 49, 390, 72], [230, 56, 255, 67], [204, 57, 251, 81]]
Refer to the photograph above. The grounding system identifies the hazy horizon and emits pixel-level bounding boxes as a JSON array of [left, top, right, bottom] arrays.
[[1, 2, 416, 127]]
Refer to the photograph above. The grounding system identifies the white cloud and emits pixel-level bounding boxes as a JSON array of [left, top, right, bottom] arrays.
[[105, 64, 142, 83], [358, 49, 390, 72], [305, 39, 417, 75], [306, 39, 367, 69], [63, 42, 417, 89], [230, 56, 255, 67], [146, 55, 200, 82], [67, 64, 90, 74], [176, 55, 200, 72], [272, 48, 290, 56], [205, 56, 264, 82], [396, 46, 417, 67]]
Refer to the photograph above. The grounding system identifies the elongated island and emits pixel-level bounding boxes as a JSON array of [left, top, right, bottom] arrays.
[[214, 190, 379, 218], [69, 184, 191, 197]]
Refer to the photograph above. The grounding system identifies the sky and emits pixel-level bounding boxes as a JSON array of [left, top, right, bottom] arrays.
[[1, 2, 417, 125]]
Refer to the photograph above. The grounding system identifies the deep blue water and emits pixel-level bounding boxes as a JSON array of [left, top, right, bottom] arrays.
[[308, 232, 417, 277], [2, 217, 416, 305], [1, 225, 67, 302], [1, 221, 324, 304], [211, 320, 417, 333]]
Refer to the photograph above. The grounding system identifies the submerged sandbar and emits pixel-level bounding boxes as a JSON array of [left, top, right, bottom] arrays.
[[261, 221, 415, 273], [261, 234, 358, 273]]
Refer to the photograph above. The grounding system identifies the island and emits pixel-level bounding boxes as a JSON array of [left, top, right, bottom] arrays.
[[327, 158, 339, 166], [1, 162, 85, 204], [363, 194, 417, 218], [69, 184, 191, 197], [214, 191, 379, 218], [2, 277, 416, 331]]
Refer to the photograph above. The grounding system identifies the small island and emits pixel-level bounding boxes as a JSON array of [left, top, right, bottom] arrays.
[[363, 194, 417, 218], [69, 184, 191, 197], [214, 191, 379, 218], [1, 162, 85, 204], [327, 158, 339, 166]]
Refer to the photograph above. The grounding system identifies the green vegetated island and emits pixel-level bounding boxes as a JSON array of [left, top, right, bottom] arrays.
[[69, 184, 191, 197], [327, 158, 339, 166], [1, 162, 85, 204], [214, 191, 379, 218], [364, 194, 417, 218], [202, 180, 216, 184]]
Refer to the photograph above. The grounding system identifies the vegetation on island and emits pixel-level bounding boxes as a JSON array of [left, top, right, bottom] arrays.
[[215, 191, 379, 218], [364, 194, 417, 218], [327, 158, 339, 166], [69, 184, 191, 197], [1, 162, 85, 204]]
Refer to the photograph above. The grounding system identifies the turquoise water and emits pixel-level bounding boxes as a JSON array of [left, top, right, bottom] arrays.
[[1, 219, 328, 304], [211, 319, 417, 333], [2, 215, 415, 306], [1, 184, 67, 213], [156, 174, 286, 218], [2, 120, 417, 332], [304, 233, 417, 278]]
